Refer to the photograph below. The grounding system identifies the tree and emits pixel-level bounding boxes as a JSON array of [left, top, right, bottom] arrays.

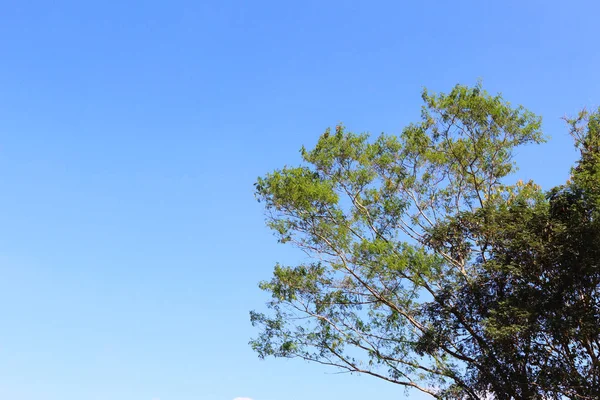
[[250, 83, 599, 399]]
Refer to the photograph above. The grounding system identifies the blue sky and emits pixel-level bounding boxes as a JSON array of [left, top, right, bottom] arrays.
[[0, 1, 598, 399]]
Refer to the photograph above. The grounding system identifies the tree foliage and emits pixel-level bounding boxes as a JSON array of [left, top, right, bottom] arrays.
[[250, 84, 600, 399]]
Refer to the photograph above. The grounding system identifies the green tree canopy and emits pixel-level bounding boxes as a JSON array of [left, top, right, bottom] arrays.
[[251, 84, 600, 399]]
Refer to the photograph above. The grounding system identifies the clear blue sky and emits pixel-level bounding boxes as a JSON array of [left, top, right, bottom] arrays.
[[0, 1, 598, 399]]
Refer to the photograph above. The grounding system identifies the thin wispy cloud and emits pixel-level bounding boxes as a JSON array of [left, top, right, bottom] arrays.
[[233, 397, 253, 400]]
